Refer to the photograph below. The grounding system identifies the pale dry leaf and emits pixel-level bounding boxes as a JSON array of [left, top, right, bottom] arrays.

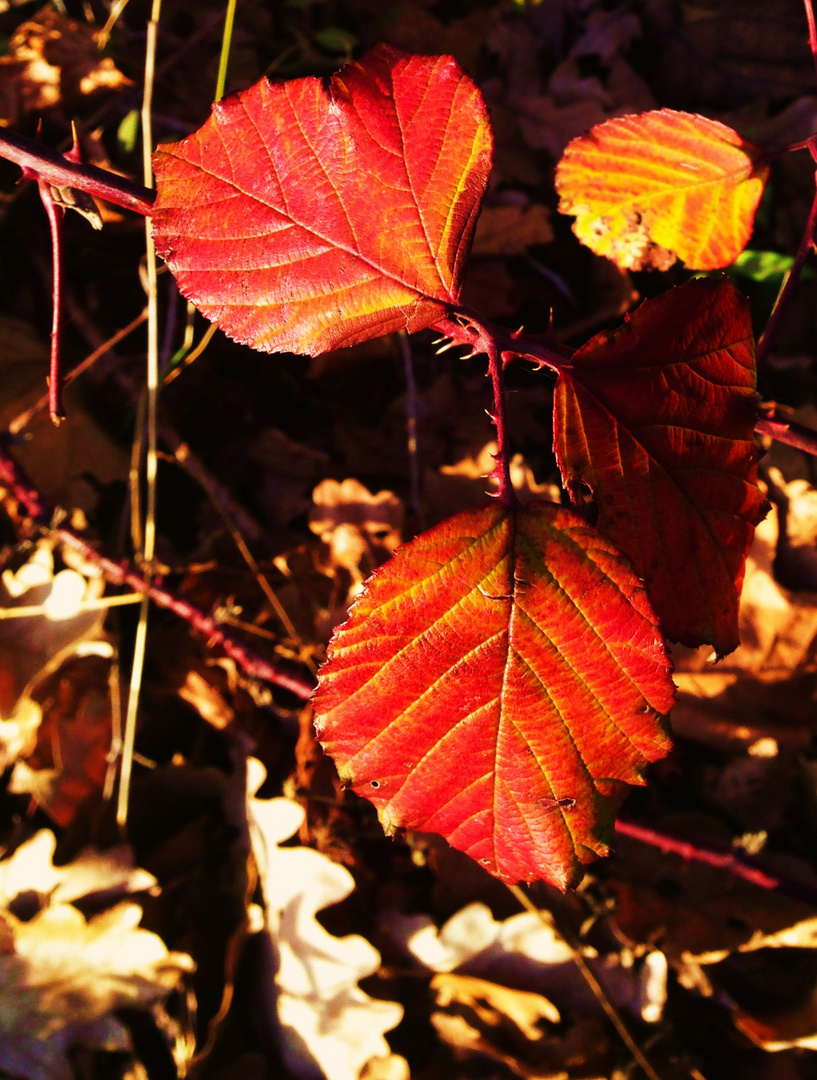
[[0, 902, 193, 1080], [0, 3, 130, 126], [0, 696, 41, 774], [0, 538, 107, 718], [309, 479, 404, 613], [388, 902, 666, 1023], [432, 441, 559, 511], [247, 760, 403, 1080], [430, 973, 567, 1080], [310, 479, 404, 552]]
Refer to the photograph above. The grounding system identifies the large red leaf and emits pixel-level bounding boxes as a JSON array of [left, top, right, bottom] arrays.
[[151, 46, 492, 355], [313, 501, 674, 889], [554, 277, 768, 657], [555, 109, 768, 271]]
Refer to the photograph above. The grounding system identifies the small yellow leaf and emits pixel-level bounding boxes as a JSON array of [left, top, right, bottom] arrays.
[[556, 109, 768, 270]]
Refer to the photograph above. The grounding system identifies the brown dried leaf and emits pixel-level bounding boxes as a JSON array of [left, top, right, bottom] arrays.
[[471, 203, 553, 257], [0, 4, 130, 126], [430, 973, 567, 1080]]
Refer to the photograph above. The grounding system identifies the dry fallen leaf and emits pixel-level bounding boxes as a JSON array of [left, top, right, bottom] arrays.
[[430, 973, 568, 1080], [0, 830, 190, 1080], [471, 202, 553, 257], [246, 760, 404, 1080], [0, 3, 130, 126], [388, 901, 666, 1023], [425, 441, 559, 520]]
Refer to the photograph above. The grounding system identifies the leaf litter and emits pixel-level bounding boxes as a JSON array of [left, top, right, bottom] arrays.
[[2, 1, 817, 1078]]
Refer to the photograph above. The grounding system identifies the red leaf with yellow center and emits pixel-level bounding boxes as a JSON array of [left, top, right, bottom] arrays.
[[555, 109, 768, 271], [313, 501, 674, 889], [554, 277, 768, 657], [151, 45, 492, 355]]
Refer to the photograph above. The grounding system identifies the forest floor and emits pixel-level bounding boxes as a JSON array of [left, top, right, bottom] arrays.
[[2, 2, 817, 1079]]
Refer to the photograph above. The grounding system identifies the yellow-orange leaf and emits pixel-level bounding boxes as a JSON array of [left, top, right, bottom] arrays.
[[555, 109, 768, 271]]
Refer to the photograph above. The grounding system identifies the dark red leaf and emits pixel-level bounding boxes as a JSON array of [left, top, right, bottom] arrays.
[[554, 277, 768, 656]]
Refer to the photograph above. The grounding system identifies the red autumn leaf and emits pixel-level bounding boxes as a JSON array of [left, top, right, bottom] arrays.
[[313, 501, 674, 889], [151, 45, 492, 356], [555, 109, 768, 271], [554, 276, 768, 658]]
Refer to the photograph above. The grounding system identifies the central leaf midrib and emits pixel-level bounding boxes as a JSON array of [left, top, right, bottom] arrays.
[[161, 130, 455, 305]]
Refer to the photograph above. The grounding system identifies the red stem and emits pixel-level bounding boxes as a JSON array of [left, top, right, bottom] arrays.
[[485, 336, 519, 508], [615, 818, 817, 902], [0, 127, 155, 216], [0, 441, 313, 701], [37, 181, 65, 423], [755, 174, 817, 367], [805, 0, 817, 87], [755, 406, 817, 454], [431, 312, 524, 506]]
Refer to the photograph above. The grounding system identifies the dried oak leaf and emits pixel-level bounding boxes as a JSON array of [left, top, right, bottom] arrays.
[[0, 904, 192, 1080], [430, 973, 569, 1080], [247, 760, 404, 1080], [388, 901, 666, 1023], [0, 831, 189, 1080], [0, 4, 130, 126]]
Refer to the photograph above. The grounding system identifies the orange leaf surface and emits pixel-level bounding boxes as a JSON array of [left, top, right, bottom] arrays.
[[554, 277, 768, 657], [313, 502, 674, 889], [151, 46, 492, 355], [555, 109, 768, 270]]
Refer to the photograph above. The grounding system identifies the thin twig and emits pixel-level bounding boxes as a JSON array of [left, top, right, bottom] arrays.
[[214, 0, 238, 102], [804, 0, 817, 88], [118, 0, 162, 832], [398, 330, 422, 523], [55, 288, 265, 544], [508, 884, 665, 1080], [613, 819, 817, 899], [0, 593, 144, 619]]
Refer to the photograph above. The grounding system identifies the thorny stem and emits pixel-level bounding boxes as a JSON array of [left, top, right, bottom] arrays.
[[435, 312, 817, 459], [485, 335, 519, 508], [0, 126, 155, 216], [509, 884, 665, 1080], [36, 181, 65, 423], [613, 819, 817, 900], [8, 307, 149, 434], [0, 440, 314, 701]]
